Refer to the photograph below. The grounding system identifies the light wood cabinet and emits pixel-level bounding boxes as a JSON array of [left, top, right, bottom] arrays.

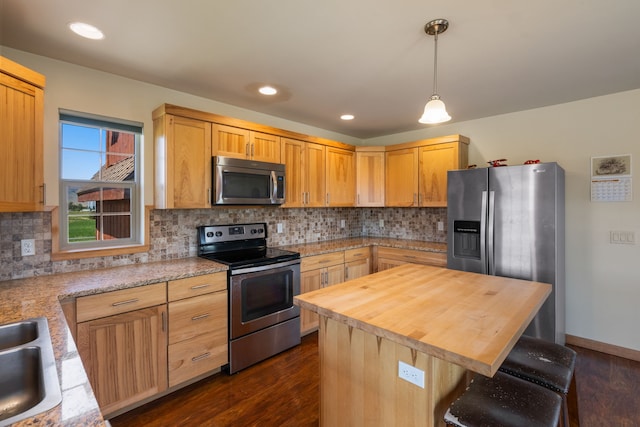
[[344, 247, 371, 280], [385, 135, 469, 207], [167, 273, 228, 387], [0, 56, 45, 212], [375, 246, 446, 272], [154, 112, 212, 208], [326, 146, 356, 206], [300, 252, 345, 335], [356, 147, 385, 207], [385, 148, 419, 207], [212, 123, 280, 163], [418, 141, 468, 207], [280, 138, 305, 207], [76, 283, 168, 417], [304, 142, 327, 207]]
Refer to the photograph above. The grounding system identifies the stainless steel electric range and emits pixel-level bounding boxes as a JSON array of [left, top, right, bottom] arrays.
[[197, 223, 301, 374]]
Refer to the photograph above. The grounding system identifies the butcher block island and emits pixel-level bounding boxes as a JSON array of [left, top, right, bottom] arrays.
[[294, 264, 551, 427]]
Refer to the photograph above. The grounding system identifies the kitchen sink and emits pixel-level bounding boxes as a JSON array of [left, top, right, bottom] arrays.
[[0, 320, 39, 350], [0, 318, 62, 426]]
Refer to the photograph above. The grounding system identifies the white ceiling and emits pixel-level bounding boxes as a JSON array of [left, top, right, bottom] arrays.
[[2, 0, 640, 139]]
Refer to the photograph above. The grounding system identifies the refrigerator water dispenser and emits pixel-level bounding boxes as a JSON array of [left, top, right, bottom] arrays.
[[452, 220, 481, 259]]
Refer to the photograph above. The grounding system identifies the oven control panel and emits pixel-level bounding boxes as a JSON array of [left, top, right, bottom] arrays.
[[198, 223, 267, 244]]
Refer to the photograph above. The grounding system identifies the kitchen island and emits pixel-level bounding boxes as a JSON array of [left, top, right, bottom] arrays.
[[294, 263, 551, 427]]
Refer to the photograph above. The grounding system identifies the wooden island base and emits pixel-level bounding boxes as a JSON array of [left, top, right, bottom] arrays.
[[319, 317, 469, 427]]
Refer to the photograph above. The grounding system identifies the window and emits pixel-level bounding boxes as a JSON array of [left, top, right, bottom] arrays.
[[59, 111, 143, 251]]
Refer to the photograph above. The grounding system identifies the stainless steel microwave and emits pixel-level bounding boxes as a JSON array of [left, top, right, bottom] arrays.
[[213, 156, 285, 205]]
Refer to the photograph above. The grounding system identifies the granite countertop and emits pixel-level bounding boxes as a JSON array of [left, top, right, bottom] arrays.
[[0, 237, 443, 426], [280, 236, 446, 257], [0, 257, 227, 427]]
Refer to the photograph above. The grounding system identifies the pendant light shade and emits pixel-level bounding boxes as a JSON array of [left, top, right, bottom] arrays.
[[419, 19, 451, 124]]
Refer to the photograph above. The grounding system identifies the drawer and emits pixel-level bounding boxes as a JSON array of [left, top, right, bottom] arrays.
[[301, 252, 345, 272], [344, 247, 370, 263], [376, 247, 446, 267], [168, 272, 227, 302], [168, 291, 227, 344], [76, 282, 167, 322], [168, 329, 228, 387]]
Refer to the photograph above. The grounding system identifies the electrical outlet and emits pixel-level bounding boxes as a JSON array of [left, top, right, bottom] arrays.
[[277, 223, 284, 233], [21, 239, 36, 256], [379, 219, 384, 228], [398, 361, 425, 388], [340, 219, 346, 228], [437, 221, 444, 231]]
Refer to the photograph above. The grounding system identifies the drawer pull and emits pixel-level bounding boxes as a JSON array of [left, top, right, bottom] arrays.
[[111, 298, 139, 307], [191, 313, 210, 321], [192, 352, 211, 362], [190, 284, 211, 290], [404, 255, 417, 259]]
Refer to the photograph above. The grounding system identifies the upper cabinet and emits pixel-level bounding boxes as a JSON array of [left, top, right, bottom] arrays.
[[386, 135, 469, 207], [154, 111, 212, 209], [212, 124, 280, 163], [356, 147, 385, 207], [326, 146, 356, 207], [0, 56, 46, 212]]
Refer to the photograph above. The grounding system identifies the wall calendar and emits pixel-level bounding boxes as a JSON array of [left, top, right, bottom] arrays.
[[591, 154, 632, 202]]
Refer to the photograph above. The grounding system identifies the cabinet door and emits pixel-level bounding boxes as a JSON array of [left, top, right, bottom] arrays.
[[77, 305, 168, 416], [280, 138, 305, 207], [0, 64, 44, 212], [304, 142, 326, 207], [212, 123, 250, 159], [356, 150, 385, 207], [324, 264, 345, 287], [326, 147, 356, 207], [345, 258, 370, 281], [385, 148, 418, 207], [162, 115, 212, 208], [376, 258, 407, 273], [300, 268, 322, 335], [250, 131, 280, 162], [419, 142, 461, 207]]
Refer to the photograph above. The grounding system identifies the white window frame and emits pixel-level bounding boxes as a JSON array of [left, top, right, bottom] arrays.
[[58, 110, 143, 252]]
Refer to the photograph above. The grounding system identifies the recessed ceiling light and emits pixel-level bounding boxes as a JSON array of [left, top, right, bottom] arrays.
[[258, 86, 278, 95], [340, 114, 355, 121], [69, 22, 105, 40]]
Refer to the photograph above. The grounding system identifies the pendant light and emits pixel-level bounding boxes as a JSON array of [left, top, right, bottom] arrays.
[[419, 19, 451, 124]]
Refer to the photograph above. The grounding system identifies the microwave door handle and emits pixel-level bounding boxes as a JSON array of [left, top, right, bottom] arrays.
[[271, 170, 277, 203]]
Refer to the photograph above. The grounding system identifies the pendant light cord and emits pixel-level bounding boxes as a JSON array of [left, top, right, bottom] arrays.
[[432, 30, 439, 96]]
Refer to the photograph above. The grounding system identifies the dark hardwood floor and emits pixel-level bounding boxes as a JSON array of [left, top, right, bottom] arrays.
[[110, 333, 640, 426]]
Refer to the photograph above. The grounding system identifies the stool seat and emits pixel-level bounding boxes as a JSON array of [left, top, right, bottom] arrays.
[[444, 371, 562, 427], [500, 335, 576, 393]]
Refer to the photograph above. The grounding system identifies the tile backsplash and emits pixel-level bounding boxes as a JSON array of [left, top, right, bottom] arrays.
[[0, 207, 447, 281]]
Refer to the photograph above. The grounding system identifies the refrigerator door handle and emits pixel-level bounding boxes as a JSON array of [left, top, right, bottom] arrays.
[[487, 190, 496, 275], [480, 191, 488, 274]]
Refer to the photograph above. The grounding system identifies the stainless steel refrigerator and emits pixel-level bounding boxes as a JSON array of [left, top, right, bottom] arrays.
[[447, 162, 565, 344]]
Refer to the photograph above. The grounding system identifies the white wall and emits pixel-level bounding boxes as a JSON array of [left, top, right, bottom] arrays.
[[367, 90, 640, 352], [5, 46, 640, 351]]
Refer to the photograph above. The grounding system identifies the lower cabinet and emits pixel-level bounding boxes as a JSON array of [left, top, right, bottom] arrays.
[[375, 247, 447, 272], [76, 282, 168, 417], [344, 247, 371, 280], [300, 252, 345, 335], [167, 273, 228, 387], [75, 272, 228, 416]]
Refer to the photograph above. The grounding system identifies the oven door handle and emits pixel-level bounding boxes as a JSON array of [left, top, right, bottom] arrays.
[[231, 258, 301, 275]]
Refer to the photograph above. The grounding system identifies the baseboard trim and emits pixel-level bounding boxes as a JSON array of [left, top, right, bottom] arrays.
[[566, 334, 640, 362]]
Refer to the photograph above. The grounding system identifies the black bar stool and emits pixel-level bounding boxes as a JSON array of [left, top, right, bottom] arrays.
[[444, 371, 562, 427], [499, 335, 578, 427]]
